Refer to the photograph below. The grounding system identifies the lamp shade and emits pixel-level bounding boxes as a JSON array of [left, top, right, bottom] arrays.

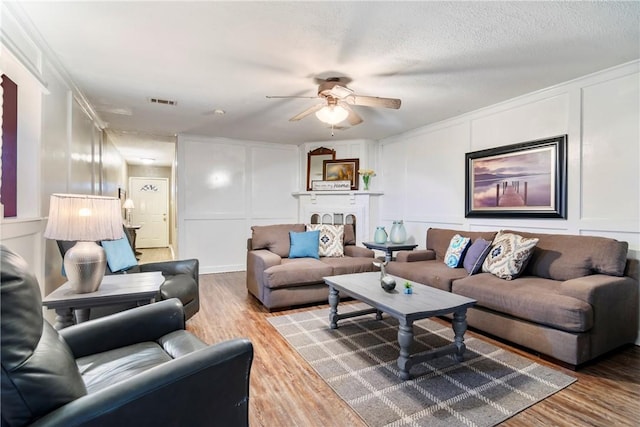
[[122, 198, 135, 209], [44, 194, 124, 242], [315, 105, 349, 125]]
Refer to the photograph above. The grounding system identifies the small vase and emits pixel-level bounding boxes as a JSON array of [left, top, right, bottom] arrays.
[[374, 226, 388, 243], [389, 220, 407, 244], [362, 175, 370, 191]]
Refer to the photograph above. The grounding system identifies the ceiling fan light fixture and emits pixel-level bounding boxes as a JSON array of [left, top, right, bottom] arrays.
[[315, 105, 349, 125]]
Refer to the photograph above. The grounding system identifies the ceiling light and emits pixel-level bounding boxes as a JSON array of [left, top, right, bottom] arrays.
[[140, 158, 155, 164], [213, 109, 226, 115], [315, 105, 349, 125]]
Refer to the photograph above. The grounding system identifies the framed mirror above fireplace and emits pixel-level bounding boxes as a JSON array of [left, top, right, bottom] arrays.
[[306, 147, 335, 191]]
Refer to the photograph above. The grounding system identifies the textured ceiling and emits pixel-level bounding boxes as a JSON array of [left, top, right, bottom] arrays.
[[12, 1, 640, 166]]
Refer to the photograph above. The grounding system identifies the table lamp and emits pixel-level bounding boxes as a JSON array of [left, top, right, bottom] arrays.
[[123, 198, 135, 226], [44, 194, 124, 293]]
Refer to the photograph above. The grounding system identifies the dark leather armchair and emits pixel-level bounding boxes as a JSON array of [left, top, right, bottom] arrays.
[[1, 245, 253, 427], [57, 238, 200, 319]]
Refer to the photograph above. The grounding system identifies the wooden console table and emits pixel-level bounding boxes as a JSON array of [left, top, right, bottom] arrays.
[[124, 224, 142, 259], [42, 271, 164, 329]]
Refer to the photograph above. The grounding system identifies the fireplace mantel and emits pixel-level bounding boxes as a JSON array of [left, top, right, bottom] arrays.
[[292, 191, 383, 244]]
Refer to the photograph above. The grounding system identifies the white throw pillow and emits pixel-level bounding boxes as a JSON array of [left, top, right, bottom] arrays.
[[305, 224, 344, 257], [482, 231, 539, 280]]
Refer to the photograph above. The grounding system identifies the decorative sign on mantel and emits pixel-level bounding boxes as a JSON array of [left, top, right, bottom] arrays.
[[311, 180, 351, 191]]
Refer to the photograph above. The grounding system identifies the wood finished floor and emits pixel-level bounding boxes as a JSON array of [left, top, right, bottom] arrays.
[[139, 249, 640, 426]]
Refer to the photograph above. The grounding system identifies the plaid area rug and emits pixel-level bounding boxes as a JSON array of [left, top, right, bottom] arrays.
[[268, 303, 576, 427]]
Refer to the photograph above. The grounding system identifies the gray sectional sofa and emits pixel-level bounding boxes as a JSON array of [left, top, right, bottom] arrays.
[[386, 227, 639, 367], [246, 223, 377, 310]]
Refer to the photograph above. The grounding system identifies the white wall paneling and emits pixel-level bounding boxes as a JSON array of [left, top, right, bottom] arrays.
[[379, 60, 640, 344], [177, 135, 299, 273], [581, 72, 640, 224], [251, 145, 298, 218]]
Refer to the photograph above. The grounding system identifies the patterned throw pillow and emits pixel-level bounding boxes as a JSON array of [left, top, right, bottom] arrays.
[[444, 234, 471, 268], [306, 224, 344, 257], [482, 231, 539, 280]]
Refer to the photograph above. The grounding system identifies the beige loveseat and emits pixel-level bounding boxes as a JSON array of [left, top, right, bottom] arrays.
[[386, 228, 639, 367], [246, 224, 377, 310]]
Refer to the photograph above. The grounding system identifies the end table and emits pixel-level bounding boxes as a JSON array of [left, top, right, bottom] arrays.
[[362, 241, 418, 262]]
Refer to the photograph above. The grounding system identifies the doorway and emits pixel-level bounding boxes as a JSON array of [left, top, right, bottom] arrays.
[[129, 177, 169, 248]]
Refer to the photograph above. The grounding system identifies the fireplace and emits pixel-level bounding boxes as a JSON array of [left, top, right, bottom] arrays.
[[292, 191, 382, 245]]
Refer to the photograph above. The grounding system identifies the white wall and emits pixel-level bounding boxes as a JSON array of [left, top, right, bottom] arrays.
[[1, 4, 128, 300], [379, 60, 640, 343], [176, 135, 299, 273]]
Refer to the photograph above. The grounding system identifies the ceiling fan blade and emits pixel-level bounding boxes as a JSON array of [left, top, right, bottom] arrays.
[[289, 103, 324, 121], [266, 95, 318, 99], [346, 95, 401, 109], [339, 102, 363, 126]]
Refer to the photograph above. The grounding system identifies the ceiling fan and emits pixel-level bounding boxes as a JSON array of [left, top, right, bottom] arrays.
[[267, 77, 401, 126]]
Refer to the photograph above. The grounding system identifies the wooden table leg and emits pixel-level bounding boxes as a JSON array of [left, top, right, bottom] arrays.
[[54, 308, 75, 329], [75, 308, 91, 324], [452, 309, 468, 362], [329, 286, 340, 329], [397, 320, 414, 380]]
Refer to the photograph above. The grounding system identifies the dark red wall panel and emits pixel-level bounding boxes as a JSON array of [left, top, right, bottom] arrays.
[[1, 74, 18, 218]]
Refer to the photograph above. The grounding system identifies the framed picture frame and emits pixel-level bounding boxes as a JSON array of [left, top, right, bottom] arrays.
[[307, 147, 336, 191], [465, 135, 567, 218], [323, 158, 360, 190]]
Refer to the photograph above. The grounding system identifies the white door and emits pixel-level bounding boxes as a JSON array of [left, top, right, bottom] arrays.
[[129, 177, 169, 248]]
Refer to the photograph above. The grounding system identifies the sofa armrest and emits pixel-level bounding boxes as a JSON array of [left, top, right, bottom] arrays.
[[31, 338, 254, 427], [560, 274, 638, 305], [139, 259, 199, 284], [395, 249, 435, 262], [560, 274, 639, 352], [343, 245, 375, 258], [246, 249, 282, 300], [60, 299, 186, 358]]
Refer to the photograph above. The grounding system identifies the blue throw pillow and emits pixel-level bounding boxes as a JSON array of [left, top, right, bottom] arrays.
[[101, 237, 138, 272], [444, 234, 471, 268], [289, 230, 320, 259]]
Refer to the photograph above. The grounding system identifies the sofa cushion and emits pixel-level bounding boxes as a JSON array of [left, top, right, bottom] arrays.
[[289, 230, 320, 259], [306, 224, 344, 257], [482, 232, 539, 280], [320, 256, 377, 275], [386, 260, 468, 292], [503, 229, 629, 281], [343, 223, 356, 245], [463, 238, 492, 275], [77, 342, 172, 393], [263, 259, 333, 289], [426, 228, 497, 261], [452, 274, 593, 333], [251, 224, 305, 258], [444, 234, 471, 268]]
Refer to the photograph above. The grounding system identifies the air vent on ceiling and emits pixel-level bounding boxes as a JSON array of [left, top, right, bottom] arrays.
[[148, 97, 177, 106]]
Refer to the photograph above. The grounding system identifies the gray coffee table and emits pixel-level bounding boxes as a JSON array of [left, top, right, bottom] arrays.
[[324, 272, 476, 380], [42, 271, 165, 329]]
